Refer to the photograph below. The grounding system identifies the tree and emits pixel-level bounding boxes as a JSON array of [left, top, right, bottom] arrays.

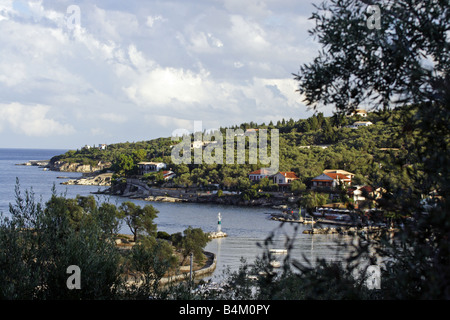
[[175, 173, 192, 192], [132, 149, 147, 163], [173, 227, 210, 265], [300, 191, 328, 214], [0, 183, 122, 299], [293, 0, 449, 299], [119, 202, 159, 242], [96, 202, 122, 236], [112, 154, 135, 176], [290, 179, 306, 194], [126, 240, 178, 298]]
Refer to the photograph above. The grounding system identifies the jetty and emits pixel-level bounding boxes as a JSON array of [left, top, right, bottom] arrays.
[[302, 225, 396, 235], [270, 213, 317, 225], [208, 212, 227, 239], [208, 231, 228, 239]]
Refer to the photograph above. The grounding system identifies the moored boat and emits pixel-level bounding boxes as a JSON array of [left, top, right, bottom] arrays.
[[312, 208, 352, 221]]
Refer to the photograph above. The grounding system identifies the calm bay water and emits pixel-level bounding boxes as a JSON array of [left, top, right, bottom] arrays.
[[0, 148, 353, 281]]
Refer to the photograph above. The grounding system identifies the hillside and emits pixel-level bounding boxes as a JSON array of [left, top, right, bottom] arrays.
[[50, 107, 417, 208]]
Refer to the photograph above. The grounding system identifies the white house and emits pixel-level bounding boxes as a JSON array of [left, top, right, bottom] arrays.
[[137, 162, 166, 175], [353, 121, 373, 127], [191, 140, 218, 149], [272, 172, 299, 186], [348, 185, 383, 208]]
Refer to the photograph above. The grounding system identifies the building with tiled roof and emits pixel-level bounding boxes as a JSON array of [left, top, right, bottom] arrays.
[[311, 170, 353, 189], [248, 168, 272, 181], [272, 171, 299, 185]]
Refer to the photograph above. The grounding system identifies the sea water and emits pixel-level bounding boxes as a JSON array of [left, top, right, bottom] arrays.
[[0, 148, 353, 281]]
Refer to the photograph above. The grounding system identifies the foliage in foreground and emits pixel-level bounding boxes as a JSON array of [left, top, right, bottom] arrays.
[[0, 182, 211, 300]]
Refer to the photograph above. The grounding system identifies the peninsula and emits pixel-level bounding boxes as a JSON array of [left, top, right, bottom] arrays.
[[42, 109, 418, 229]]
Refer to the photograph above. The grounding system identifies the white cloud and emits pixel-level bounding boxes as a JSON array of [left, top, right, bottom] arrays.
[[223, 0, 270, 17], [0, 0, 324, 148], [146, 14, 165, 28], [0, 103, 75, 136], [228, 14, 270, 53], [123, 63, 212, 107], [99, 113, 127, 123]]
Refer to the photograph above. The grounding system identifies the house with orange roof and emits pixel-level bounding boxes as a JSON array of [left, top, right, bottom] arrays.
[[248, 168, 272, 182], [272, 171, 299, 186], [311, 170, 353, 189], [162, 170, 176, 180], [323, 169, 354, 179], [347, 109, 367, 117]]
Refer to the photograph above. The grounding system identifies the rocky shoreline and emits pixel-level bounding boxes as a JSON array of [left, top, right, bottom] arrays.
[[50, 160, 111, 173], [17, 159, 112, 173], [22, 159, 295, 208], [97, 179, 295, 208], [61, 172, 113, 186]]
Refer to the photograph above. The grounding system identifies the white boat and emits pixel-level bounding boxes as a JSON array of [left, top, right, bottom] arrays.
[[269, 249, 287, 255], [312, 208, 352, 221], [270, 260, 281, 268]]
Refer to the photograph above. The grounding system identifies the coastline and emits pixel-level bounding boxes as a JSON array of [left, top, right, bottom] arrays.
[[97, 179, 294, 209], [35, 161, 393, 234], [53, 169, 295, 209]]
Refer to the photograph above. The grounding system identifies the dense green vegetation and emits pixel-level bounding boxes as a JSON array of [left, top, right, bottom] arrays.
[[50, 109, 411, 199], [0, 181, 210, 299], [2, 0, 447, 301]]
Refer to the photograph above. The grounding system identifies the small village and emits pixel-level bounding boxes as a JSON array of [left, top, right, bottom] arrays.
[[98, 158, 391, 234]]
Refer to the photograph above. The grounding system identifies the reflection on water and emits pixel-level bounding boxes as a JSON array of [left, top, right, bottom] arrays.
[[204, 226, 354, 281]]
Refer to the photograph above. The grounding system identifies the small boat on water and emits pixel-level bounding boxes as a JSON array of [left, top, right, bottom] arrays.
[[312, 208, 352, 221], [269, 249, 287, 255], [270, 260, 281, 268]]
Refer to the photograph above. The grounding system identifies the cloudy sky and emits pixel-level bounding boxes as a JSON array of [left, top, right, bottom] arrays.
[[0, 0, 330, 149]]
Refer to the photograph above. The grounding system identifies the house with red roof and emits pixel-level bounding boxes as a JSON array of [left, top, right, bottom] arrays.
[[248, 168, 272, 182], [248, 169, 299, 189], [311, 170, 353, 190], [162, 170, 176, 180], [272, 171, 299, 186]]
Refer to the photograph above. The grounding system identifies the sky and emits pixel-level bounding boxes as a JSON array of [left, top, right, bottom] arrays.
[[0, 0, 331, 150]]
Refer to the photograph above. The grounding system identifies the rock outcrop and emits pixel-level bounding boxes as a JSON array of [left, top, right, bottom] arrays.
[[50, 160, 111, 173], [62, 173, 113, 186]]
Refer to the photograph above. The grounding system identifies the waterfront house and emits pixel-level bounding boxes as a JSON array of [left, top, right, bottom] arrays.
[[272, 171, 299, 186], [311, 170, 353, 190], [348, 185, 383, 208], [137, 162, 167, 175], [248, 168, 272, 181]]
